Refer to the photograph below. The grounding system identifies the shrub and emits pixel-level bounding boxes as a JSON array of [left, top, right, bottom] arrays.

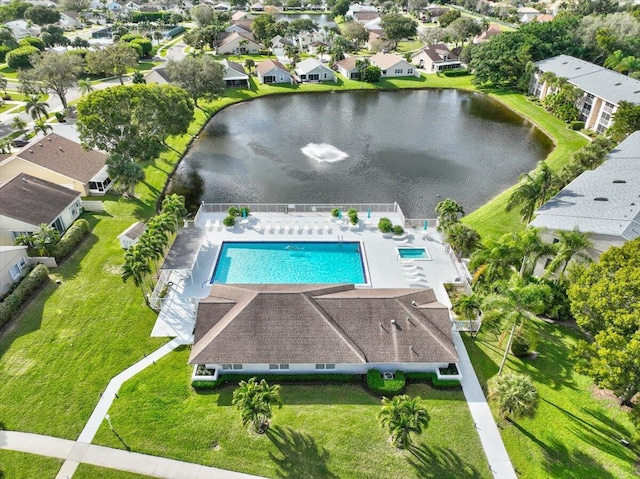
[[570, 120, 585, 131], [19, 36, 45, 51], [392, 225, 404, 235], [120, 33, 144, 43], [366, 369, 406, 396], [128, 42, 144, 58], [228, 206, 240, 217], [443, 69, 469, 77], [404, 371, 461, 388], [0, 264, 49, 327], [378, 217, 393, 233], [511, 330, 533, 357], [53, 218, 90, 262], [223, 215, 236, 227], [193, 373, 358, 390], [6, 45, 40, 69], [347, 208, 358, 225], [131, 37, 153, 56], [330, 207, 341, 218], [0, 45, 13, 63]]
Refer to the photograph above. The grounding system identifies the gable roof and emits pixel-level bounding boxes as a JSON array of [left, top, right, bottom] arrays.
[[0, 173, 80, 226], [16, 133, 108, 183], [222, 58, 247, 76], [353, 11, 380, 22], [189, 284, 458, 365], [335, 57, 359, 71], [145, 66, 171, 84], [531, 131, 640, 240], [413, 44, 459, 62], [296, 57, 332, 75], [370, 52, 410, 70], [256, 58, 289, 75], [535, 55, 640, 106], [218, 31, 259, 48]]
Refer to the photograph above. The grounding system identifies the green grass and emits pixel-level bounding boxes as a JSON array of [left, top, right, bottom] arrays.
[[0, 66, 18, 78], [397, 40, 424, 53], [0, 199, 167, 439], [463, 90, 588, 240], [0, 450, 62, 479], [93, 347, 491, 479], [74, 464, 155, 479], [463, 320, 638, 479]]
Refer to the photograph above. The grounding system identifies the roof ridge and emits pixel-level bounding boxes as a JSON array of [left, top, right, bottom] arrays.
[[397, 299, 458, 359]]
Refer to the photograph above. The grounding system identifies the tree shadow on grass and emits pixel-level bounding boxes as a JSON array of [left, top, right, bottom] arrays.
[[407, 443, 484, 479], [0, 282, 48, 360], [53, 233, 99, 281], [266, 426, 338, 479]]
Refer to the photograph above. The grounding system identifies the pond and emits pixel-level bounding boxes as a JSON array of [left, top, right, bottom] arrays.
[[168, 89, 554, 217], [274, 13, 336, 28]]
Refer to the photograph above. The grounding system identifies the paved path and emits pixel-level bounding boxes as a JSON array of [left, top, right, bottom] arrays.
[[1, 431, 264, 479]]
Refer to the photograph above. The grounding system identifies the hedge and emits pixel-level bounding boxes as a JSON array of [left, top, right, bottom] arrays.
[[53, 218, 90, 262], [405, 372, 461, 388], [0, 264, 49, 327], [131, 12, 182, 23], [19, 36, 45, 51], [6, 45, 39, 69], [193, 373, 359, 390], [0, 45, 12, 63], [366, 370, 406, 396], [570, 120, 585, 131]]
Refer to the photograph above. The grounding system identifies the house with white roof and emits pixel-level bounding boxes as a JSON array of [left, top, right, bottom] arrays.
[[529, 55, 640, 134], [370, 53, 418, 78], [517, 6, 540, 23], [4, 20, 40, 39], [295, 58, 336, 82], [530, 131, 640, 273], [346, 3, 377, 19], [59, 11, 83, 30], [256, 59, 293, 84], [411, 44, 461, 72]]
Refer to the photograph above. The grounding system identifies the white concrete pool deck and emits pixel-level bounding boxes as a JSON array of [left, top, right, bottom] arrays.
[[151, 211, 460, 340]]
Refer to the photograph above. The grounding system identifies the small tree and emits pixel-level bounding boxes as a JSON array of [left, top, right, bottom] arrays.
[[435, 198, 464, 231], [488, 373, 538, 420], [29, 224, 60, 256], [106, 153, 145, 198], [378, 395, 430, 449], [232, 378, 282, 434]]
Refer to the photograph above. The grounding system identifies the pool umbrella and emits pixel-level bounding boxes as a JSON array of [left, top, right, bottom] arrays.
[[242, 209, 246, 218], [338, 209, 342, 219], [367, 208, 371, 219], [423, 220, 428, 230]]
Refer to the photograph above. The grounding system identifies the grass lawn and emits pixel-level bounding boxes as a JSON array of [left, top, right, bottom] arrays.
[[462, 320, 638, 479], [0, 66, 18, 79], [463, 89, 588, 240], [0, 450, 62, 479], [0, 199, 167, 439], [74, 464, 154, 479], [93, 347, 491, 479]]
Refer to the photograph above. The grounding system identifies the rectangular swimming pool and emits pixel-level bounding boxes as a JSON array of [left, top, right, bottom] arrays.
[[397, 247, 430, 260], [211, 241, 367, 284]]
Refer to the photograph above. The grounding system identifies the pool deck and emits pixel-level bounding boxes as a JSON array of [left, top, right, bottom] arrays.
[[151, 211, 462, 339]]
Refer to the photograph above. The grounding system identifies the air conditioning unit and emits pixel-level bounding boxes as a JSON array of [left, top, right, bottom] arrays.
[[382, 372, 395, 380]]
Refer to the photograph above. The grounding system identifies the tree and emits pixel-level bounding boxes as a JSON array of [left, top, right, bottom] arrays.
[[435, 198, 464, 231], [331, 0, 350, 18], [437, 9, 461, 28], [166, 55, 224, 107], [85, 43, 139, 85], [444, 222, 481, 258], [122, 246, 152, 297], [131, 71, 146, 84], [78, 79, 94, 96], [24, 6, 60, 25], [71, 36, 90, 49], [40, 25, 70, 48], [160, 194, 187, 230], [469, 235, 522, 287], [153, 30, 164, 45], [18, 51, 84, 110], [19, 36, 45, 52], [33, 118, 52, 136], [190, 4, 215, 27], [488, 373, 538, 419], [446, 17, 482, 47], [512, 227, 554, 278], [545, 229, 592, 277], [341, 21, 369, 51], [232, 378, 282, 434], [6, 45, 39, 69], [604, 49, 625, 71], [11, 116, 27, 131], [25, 95, 49, 120], [251, 13, 277, 43], [107, 153, 145, 197], [31, 223, 60, 256], [608, 101, 640, 143], [541, 83, 581, 122], [244, 58, 255, 73], [506, 161, 556, 224], [58, 0, 90, 12], [378, 395, 430, 449], [381, 13, 417, 49], [361, 64, 382, 82], [77, 84, 194, 162], [453, 293, 482, 323]]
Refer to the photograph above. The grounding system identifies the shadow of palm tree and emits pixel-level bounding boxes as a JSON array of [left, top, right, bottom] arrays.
[[266, 426, 338, 479], [407, 443, 484, 479]]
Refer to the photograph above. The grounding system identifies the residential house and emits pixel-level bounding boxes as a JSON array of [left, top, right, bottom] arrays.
[[189, 284, 460, 378], [534, 13, 554, 22], [473, 24, 502, 44], [529, 54, 640, 134], [0, 246, 29, 296], [363, 16, 382, 32], [221, 59, 250, 87], [216, 31, 261, 55], [59, 11, 83, 30], [250, 2, 264, 11], [231, 10, 249, 22], [370, 53, 418, 77], [213, 2, 231, 10], [271, 34, 294, 58], [346, 3, 377, 19], [307, 40, 328, 56], [0, 133, 112, 196], [366, 30, 382, 50], [295, 30, 324, 50], [256, 59, 293, 84], [411, 44, 461, 72], [225, 21, 253, 35], [530, 131, 640, 274], [425, 6, 450, 23], [118, 222, 146, 249], [353, 11, 380, 25], [517, 6, 540, 23], [0, 174, 82, 246], [4, 20, 40, 40], [144, 66, 171, 85], [335, 57, 361, 80], [295, 58, 336, 82]]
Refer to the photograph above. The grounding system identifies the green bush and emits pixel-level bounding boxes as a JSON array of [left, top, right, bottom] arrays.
[[19, 36, 45, 51], [131, 37, 153, 56], [53, 218, 90, 262], [0, 45, 13, 63], [227, 206, 239, 217], [511, 331, 532, 357], [128, 42, 144, 58], [0, 264, 49, 327], [347, 208, 358, 225], [392, 225, 404, 235], [120, 33, 144, 43], [223, 215, 236, 227], [366, 369, 406, 396], [378, 217, 393, 233], [443, 69, 469, 77], [404, 371, 461, 388], [570, 120, 585, 131], [6, 45, 40, 69], [330, 207, 341, 218], [193, 373, 359, 390], [131, 11, 182, 23]]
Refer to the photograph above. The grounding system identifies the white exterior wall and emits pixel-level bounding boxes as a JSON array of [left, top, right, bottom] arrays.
[[378, 61, 418, 78], [298, 65, 336, 82], [0, 247, 29, 295], [205, 362, 451, 375], [258, 67, 293, 84], [217, 37, 261, 55]]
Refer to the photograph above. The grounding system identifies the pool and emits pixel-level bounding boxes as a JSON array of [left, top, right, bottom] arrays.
[[397, 247, 430, 260], [211, 241, 367, 284]]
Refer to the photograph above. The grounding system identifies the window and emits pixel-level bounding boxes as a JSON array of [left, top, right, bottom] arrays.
[[222, 364, 233, 370], [269, 364, 279, 370], [11, 231, 32, 241], [269, 363, 289, 370], [381, 70, 387, 75], [279, 364, 289, 370], [326, 364, 335, 370], [18, 257, 27, 269], [232, 364, 243, 370], [308, 73, 319, 81], [394, 69, 402, 74], [323, 73, 327, 79], [89, 181, 97, 190], [315, 363, 335, 369], [408, 69, 413, 74], [71, 206, 78, 217], [52, 217, 65, 234], [315, 364, 325, 369], [9, 264, 21, 281]]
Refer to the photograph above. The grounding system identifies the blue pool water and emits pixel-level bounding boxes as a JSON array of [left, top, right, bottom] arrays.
[[398, 248, 430, 260], [211, 241, 366, 284]]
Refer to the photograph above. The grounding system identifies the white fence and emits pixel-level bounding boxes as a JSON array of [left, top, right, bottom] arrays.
[[28, 257, 57, 268]]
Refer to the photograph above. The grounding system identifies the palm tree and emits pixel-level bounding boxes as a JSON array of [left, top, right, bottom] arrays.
[[453, 293, 482, 336], [620, 56, 640, 75], [33, 119, 53, 136], [506, 161, 556, 224], [512, 227, 554, 278], [232, 378, 282, 434], [153, 30, 164, 45], [139, 232, 166, 278], [244, 58, 255, 74], [78, 79, 94, 97], [11, 116, 27, 131], [161, 194, 187, 230], [444, 222, 481, 258], [545, 229, 592, 277], [31, 224, 60, 256], [604, 50, 626, 72], [469, 236, 520, 287], [488, 373, 538, 420], [25, 96, 50, 121], [316, 43, 326, 61], [122, 248, 152, 298], [378, 395, 430, 449], [435, 198, 464, 231]]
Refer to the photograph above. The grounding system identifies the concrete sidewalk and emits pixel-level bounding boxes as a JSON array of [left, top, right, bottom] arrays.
[[0, 431, 264, 479]]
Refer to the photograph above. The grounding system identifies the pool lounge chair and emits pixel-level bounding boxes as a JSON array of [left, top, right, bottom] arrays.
[[314, 222, 321, 234], [292, 222, 300, 234], [274, 223, 282, 233], [324, 223, 332, 234], [265, 222, 274, 234], [254, 222, 264, 233], [284, 223, 291, 234]]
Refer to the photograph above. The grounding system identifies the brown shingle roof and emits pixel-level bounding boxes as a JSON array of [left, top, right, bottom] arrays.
[[335, 57, 358, 71], [353, 11, 379, 22], [0, 173, 80, 226], [189, 284, 458, 365], [219, 31, 257, 47], [370, 52, 407, 70], [256, 58, 288, 75], [17, 133, 108, 183]]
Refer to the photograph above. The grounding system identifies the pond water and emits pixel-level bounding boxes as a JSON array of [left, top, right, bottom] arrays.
[[169, 89, 553, 217], [274, 13, 336, 28]]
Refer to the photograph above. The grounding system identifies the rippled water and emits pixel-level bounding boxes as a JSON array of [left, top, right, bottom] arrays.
[[169, 90, 553, 217]]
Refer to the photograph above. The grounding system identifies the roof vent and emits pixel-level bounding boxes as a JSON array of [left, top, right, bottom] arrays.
[[614, 82, 622, 86], [411, 301, 417, 307], [594, 197, 608, 201], [613, 180, 626, 184], [390, 319, 397, 327], [562, 61, 568, 64], [39, 143, 43, 147], [47, 137, 52, 141], [575, 67, 581, 70], [29, 149, 33, 153], [59, 147, 63, 152]]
